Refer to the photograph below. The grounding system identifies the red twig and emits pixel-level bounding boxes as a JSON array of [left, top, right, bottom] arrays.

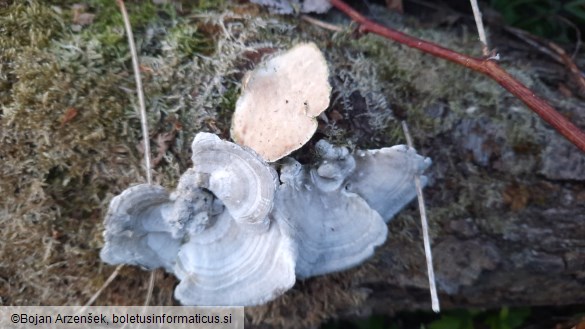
[[330, 0, 585, 153]]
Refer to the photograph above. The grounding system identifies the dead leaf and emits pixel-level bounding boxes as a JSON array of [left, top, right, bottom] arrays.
[[60, 107, 78, 127]]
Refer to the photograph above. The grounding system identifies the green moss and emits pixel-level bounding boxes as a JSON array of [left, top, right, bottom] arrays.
[[166, 24, 215, 57], [82, 0, 166, 33], [0, 2, 64, 51], [192, 0, 227, 11], [2, 46, 134, 214], [216, 84, 239, 130], [0, 0, 197, 306], [63, 1, 178, 63]]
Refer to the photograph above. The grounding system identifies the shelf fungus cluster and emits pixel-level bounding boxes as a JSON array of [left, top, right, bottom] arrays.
[[100, 43, 432, 306]]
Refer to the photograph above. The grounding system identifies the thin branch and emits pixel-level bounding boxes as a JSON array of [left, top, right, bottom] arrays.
[[329, 0, 585, 153], [547, 42, 585, 97], [402, 121, 440, 313], [118, 0, 153, 184]]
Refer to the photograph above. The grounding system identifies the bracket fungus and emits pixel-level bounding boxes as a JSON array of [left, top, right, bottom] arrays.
[[100, 184, 178, 272], [173, 210, 296, 306], [101, 42, 432, 306], [346, 145, 433, 221], [274, 141, 430, 278], [189, 133, 278, 232], [251, 0, 332, 14], [101, 133, 297, 306], [101, 132, 431, 305], [231, 42, 331, 162], [275, 157, 388, 278]]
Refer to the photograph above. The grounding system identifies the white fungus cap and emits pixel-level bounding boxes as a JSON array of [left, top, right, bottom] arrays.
[[231, 42, 331, 162]]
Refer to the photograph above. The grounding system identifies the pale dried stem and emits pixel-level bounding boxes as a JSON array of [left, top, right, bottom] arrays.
[[301, 15, 343, 32], [401, 121, 440, 313], [118, 0, 156, 307], [84, 0, 155, 309], [469, 0, 489, 56], [505, 25, 585, 97], [144, 270, 156, 306], [82, 265, 123, 309], [118, 0, 153, 185], [554, 14, 582, 59]]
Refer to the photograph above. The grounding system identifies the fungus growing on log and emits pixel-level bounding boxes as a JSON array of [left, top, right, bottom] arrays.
[[101, 132, 430, 305], [250, 0, 332, 14], [174, 210, 296, 306], [100, 42, 432, 306], [100, 184, 179, 272], [274, 141, 430, 278]]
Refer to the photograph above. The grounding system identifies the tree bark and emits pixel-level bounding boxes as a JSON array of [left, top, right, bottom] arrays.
[[246, 171, 585, 328]]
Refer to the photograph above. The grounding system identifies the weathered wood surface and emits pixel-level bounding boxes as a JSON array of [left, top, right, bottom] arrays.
[[245, 5, 585, 329], [246, 119, 585, 328]]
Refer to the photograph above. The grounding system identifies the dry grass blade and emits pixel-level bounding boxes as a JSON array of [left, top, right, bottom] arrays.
[[82, 264, 123, 309], [144, 270, 156, 306], [117, 0, 156, 307], [84, 0, 156, 308], [401, 121, 440, 313], [504, 25, 585, 98], [469, 0, 489, 56], [117, 0, 153, 184], [301, 15, 343, 32]]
